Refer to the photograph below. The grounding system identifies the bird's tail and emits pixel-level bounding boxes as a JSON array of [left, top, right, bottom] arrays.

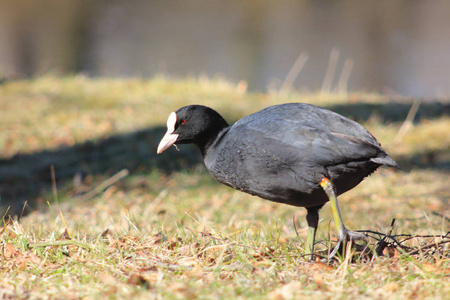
[[371, 154, 399, 168]]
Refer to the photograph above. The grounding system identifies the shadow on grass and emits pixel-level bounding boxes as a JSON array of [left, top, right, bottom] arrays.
[[0, 101, 449, 216], [0, 127, 202, 216]]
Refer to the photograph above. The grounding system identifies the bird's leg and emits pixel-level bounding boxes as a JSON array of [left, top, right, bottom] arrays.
[[320, 177, 367, 259], [306, 207, 320, 261]]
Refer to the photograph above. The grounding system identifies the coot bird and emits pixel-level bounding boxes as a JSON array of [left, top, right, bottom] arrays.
[[157, 103, 398, 259]]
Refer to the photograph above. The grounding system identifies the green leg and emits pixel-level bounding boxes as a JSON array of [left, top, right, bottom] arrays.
[[306, 207, 320, 260], [320, 177, 367, 259], [306, 226, 316, 260], [320, 178, 346, 239]]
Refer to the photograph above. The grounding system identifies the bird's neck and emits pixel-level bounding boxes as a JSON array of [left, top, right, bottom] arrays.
[[197, 125, 230, 157]]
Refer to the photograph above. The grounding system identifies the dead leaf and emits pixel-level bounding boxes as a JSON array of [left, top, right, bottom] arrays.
[[57, 229, 71, 240], [311, 262, 334, 271], [278, 237, 288, 244], [99, 272, 119, 285], [4, 243, 20, 258], [252, 248, 276, 261], [251, 260, 274, 268], [118, 236, 140, 247], [167, 237, 182, 249], [420, 262, 446, 274], [100, 228, 110, 238], [382, 282, 399, 293], [178, 257, 198, 267], [166, 282, 196, 298], [127, 272, 151, 288], [140, 272, 160, 283], [383, 246, 400, 258], [107, 234, 117, 247], [151, 232, 168, 245], [69, 252, 88, 263], [313, 272, 323, 289], [176, 243, 200, 256], [0, 227, 6, 235], [15, 252, 42, 269], [267, 281, 302, 300], [181, 265, 204, 279], [28, 253, 42, 265], [200, 244, 232, 261], [422, 263, 437, 272], [136, 249, 153, 257]]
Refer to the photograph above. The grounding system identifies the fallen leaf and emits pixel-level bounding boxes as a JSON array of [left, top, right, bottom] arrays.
[[181, 265, 204, 279], [166, 282, 196, 298], [57, 229, 71, 240], [151, 232, 168, 245], [267, 281, 302, 300], [100, 228, 110, 238], [4, 243, 20, 258], [382, 282, 399, 293], [278, 237, 288, 244], [311, 262, 334, 271], [383, 246, 400, 258], [140, 272, 161, 283], [420, 262, 446, 274], [313, 272, 323, 289], [252, 248, 276, 261], [15, 252, 41, 268], [178, 257, 198, 267], [99, 272, 118, 285], [167, 237, 182, 249], [176, 243, 200, 256], [422, 263, 437, 272], [127, 272, 151, 288], [27, 253, 42, 265]]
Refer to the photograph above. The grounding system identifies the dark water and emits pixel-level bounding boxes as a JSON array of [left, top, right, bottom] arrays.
[[1, 0, 449, 96]]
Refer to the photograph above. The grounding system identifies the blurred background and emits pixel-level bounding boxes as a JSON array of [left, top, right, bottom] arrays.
[[1, 0, 450, 97]]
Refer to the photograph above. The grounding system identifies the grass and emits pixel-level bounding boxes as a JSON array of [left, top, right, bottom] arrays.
[[0, 76, 449, 299]]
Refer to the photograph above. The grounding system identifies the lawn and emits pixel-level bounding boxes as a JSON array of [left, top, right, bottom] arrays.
[[0, 76, 449, 299]]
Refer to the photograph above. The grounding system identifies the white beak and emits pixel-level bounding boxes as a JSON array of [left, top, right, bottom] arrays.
[[157, 112, 179, 154]]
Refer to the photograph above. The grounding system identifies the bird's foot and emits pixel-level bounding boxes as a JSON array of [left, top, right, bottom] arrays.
[[346, 230, 367, 242], [328, 228, 367, 260]]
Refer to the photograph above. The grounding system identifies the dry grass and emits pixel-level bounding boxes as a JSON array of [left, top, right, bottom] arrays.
[[0, 76, 449, 299]]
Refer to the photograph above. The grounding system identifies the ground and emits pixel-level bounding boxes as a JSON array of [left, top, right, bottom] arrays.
[[0, 76, 449, 299]]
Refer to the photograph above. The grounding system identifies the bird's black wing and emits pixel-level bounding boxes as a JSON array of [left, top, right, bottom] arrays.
[[230, 116, 383, 169]]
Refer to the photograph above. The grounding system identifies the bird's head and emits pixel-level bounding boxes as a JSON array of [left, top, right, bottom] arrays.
[[157, 105, 229, 154]]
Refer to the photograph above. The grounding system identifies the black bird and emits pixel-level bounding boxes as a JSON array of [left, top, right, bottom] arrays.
[[157, 103, 398, 259]]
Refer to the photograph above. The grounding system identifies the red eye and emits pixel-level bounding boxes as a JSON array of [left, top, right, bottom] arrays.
[[181, 119, 187, 125]]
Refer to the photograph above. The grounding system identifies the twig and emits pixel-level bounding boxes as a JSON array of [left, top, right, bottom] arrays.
[[28, 240, 91, 250], [407, 239, 450, 256], [2, 206, 11, 223], [431, 211, 450, 223], [184, 227, 261, 251], [397, 231, 449, 244], [292, 215, 301, 239], [0, 218, 12, 234], [338, 58, 354, 95], [395, 99, 421, 142], [19, 201, 28, 221], [281, 52, 309, 91], [75, 169, 129, 202], [195, 244, 233, 258], [321, 47, 340, 93], [51, 165, 59, 206], [376, 219, 396, 256]]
